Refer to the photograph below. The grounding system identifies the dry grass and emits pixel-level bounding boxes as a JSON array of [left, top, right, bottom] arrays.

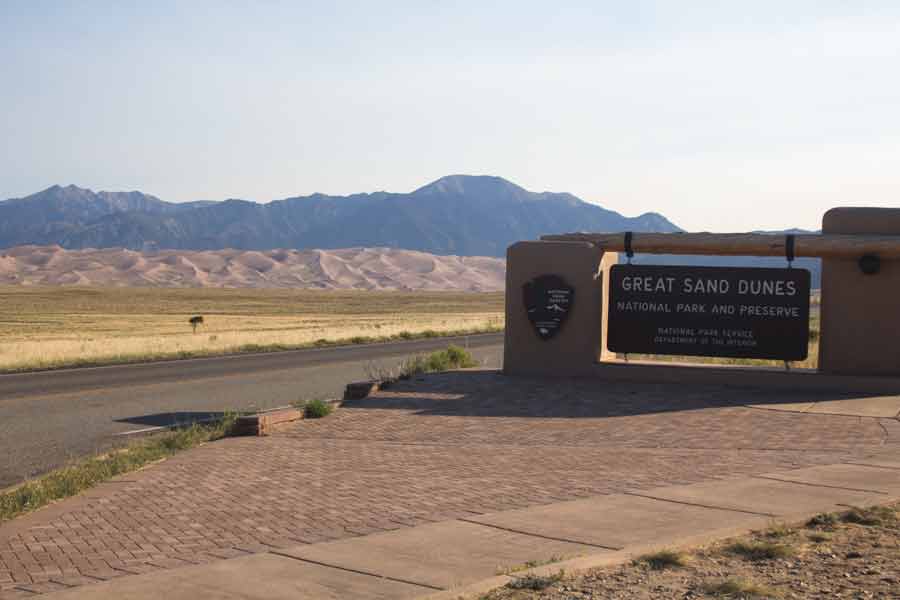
[[0, 416, 237, 523], [481, 502, 900, 600], [0, 286, 504, 372], [633, 549, 690, 570]]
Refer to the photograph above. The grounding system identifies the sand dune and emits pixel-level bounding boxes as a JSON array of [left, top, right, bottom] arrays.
[[0, 246, 506, 291]]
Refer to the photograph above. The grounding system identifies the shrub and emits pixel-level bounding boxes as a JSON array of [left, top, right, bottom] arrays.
[[725, 540, 795, 561], [634, 549, 689, 569], [763, 523, 794, 539], [303, 399, 333, 419], [397, 345, 477, 379], [701, 578, 781, 598], [806, 512, 839, 528], [505, 571, 563, 591], [841, 506, 896, 527]]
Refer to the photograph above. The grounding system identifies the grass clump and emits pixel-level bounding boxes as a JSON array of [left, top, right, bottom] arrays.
[[634, 549, 690, 570], [805, 512, 839, 529], [496, 555, 567, 575], [763, 523, 794, 539], [725, 540, 795, 561], [840, 505, 897, 527], [806, 531, 832, 543], [0, 416, 236, 523], [505, 571, 564, 591], [398, 345, 478, 379], [701, 578, 781, 598], [302, 398, 334, 419]]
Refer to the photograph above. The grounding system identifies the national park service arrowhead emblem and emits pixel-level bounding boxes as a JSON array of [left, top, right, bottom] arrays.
[[523, 274, 574, 340]]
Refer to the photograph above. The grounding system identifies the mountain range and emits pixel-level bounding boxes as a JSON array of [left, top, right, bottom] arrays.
[[0, 175, 822, 286], [0, 175, 679, 256]]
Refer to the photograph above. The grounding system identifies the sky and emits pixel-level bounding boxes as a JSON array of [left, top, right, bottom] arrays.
[[2, 1, 899, 231]]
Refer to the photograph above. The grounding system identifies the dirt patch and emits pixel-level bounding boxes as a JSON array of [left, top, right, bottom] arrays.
[[484, 503, 900, 599]]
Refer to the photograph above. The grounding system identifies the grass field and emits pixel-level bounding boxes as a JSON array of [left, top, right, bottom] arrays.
[[0, 286, 504, 372]]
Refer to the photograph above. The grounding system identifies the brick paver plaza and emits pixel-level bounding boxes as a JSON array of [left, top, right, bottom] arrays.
[[2, 371, 898, 597]]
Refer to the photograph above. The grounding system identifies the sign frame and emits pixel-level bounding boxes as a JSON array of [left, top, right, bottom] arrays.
[[607, 264, 811, 361]]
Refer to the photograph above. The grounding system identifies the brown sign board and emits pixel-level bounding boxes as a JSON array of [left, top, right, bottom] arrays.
[[608, 265, 811, 360]]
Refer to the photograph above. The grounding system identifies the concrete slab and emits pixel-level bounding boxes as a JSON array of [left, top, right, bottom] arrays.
[[277, 519, 599, 590], [806, 396, 900, 418], [47, 553, 428, 600], [747, 395, 900, 418], [849, 456, 900, 471], [747, 401, 816, 413], [758, 463, 900, 495], [632, 476, 885, 520], [465, 494, 770, 550]]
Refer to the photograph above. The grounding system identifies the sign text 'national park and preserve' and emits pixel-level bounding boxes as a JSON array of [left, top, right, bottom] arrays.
[[608, 265, 811, 360]]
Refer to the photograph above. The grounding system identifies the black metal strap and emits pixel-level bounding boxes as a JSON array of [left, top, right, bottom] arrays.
[[624, 231, 634, 264], [785, 234, 795, 267]]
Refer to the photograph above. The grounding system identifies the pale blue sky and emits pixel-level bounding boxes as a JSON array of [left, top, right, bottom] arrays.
[[2, 1, 899, 231]]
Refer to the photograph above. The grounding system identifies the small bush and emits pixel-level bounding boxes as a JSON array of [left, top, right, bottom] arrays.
[[634, 549, 689, 570], [763, 523, 794, 539], [806, 512, 839, 528], [397, 345, 477, 379], [303, 399, 333, 419], [505, 571, 563, 591], [496, 555, 567, 575], [725, 540, 795, 561], [841, 506, 896, 527], [807, 531, 832, 543], [701, 578, 781, 598]]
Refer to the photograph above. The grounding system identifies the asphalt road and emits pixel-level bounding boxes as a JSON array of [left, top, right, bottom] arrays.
[[0, 333, 504, 489]]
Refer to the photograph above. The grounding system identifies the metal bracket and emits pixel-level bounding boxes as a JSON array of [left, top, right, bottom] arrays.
[[785, 234, 795, 268], [624, 231, 634, 264], [859, 254, 880, 275]]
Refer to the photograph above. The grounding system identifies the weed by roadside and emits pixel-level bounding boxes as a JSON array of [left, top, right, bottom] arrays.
[[365, 344, 479, 385], [398, 345, 478, 379], [301, 398, 333, 419], [479, 501, 900, 600], [762, 522, 793, 539], [634, 549, 690, 570], [701, 578, 781, 598], [505, 571, 564, 591], [840, 505, 897, 527], [0, 416, 237, 523], [496, 556, 568, 576], [724, 540, 795, 561]]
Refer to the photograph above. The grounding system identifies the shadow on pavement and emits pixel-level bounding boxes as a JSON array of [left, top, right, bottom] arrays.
[[115, 411, 230, 427], [340, 370, 898, 419]]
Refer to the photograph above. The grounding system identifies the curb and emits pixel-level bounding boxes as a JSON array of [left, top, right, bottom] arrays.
[[233, 408, 304, 436], [232, 399, 344, 436]]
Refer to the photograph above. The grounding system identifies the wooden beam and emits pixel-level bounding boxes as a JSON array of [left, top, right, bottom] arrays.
[[540, 232, 900, 259]]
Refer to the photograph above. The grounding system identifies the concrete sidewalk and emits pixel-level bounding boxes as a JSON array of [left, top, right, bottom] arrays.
[[40, 449, 900, 600]]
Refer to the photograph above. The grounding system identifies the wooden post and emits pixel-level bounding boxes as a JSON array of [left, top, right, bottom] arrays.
[[541, 232, 900, 259]]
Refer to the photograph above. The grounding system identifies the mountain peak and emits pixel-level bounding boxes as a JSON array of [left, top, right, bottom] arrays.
[[413, 174, 526, 196]]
